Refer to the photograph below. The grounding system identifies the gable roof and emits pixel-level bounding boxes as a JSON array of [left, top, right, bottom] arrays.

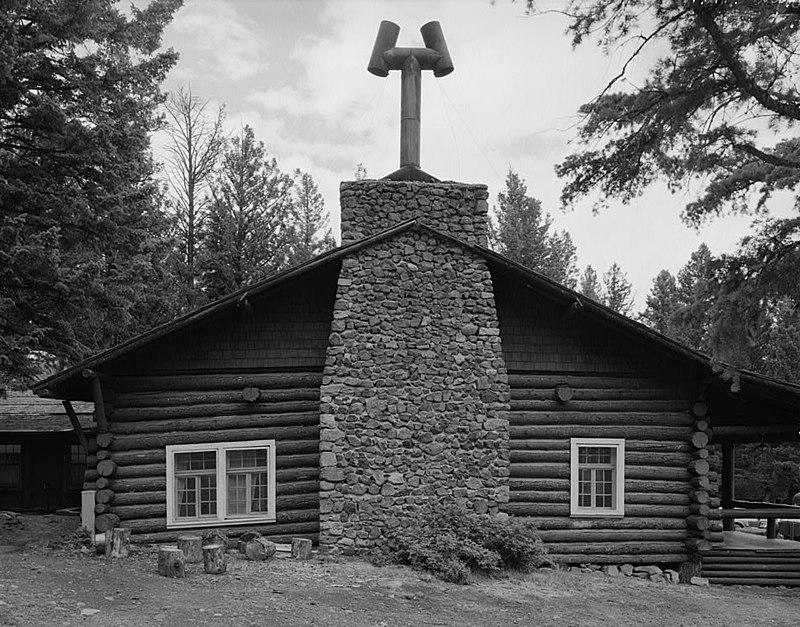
[[32, 219, 800, 417]]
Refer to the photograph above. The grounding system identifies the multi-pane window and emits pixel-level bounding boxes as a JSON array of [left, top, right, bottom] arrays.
[[226, 449, 269, 516], [570, 438, 625, 517], [0, 444, 22, 487], [175, 451, 217, 519], [69, 444, 87, 488], [166, 440, 275, 528]]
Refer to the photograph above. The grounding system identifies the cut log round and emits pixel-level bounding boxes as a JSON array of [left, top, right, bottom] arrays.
[[95, 489, 115, 504], [688, 459, 710, 476], [686, 515, 710, 531], [245, 537, 277, 561], [691, 402, 709, 417], [96, 450, 111, 461], [94, 503, 109, 515], [177, 535, 203, 563], [157, 546, 186, 578], [97, 460, 118, 478], [203, 544, 227, 574], [291, 537, 313, 560], [242, 387, 261, 403], [95, 477, 111, 490], [96, 432, 115, 449], [688, 490, 710, 505], [555, 385, 574, 402], [95, 513, 120, 533], [105, 527, 131, 558], [689, 504, 711, 517], [690, 431, 709, 449], [694, 419, 710, 432], [691, 476, 710, 490]]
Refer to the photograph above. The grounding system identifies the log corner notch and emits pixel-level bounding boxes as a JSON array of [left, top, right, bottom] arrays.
[[686, 396, 719, 554], [82, 369, 109, 433]]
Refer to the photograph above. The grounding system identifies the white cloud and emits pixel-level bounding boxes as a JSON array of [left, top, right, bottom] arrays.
[[156, 0, 788, 309], [166, 0, 270, 82]]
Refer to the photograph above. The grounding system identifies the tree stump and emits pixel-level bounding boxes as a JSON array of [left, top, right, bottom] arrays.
[[245, 537, 276, 561], [157, 546, 186, 578], [237, 531, 262, 554], [177, 535, 203, 563], [291, 537, 312, 560], [105, 527, 131, 558], [203, 544, 227, 574], [202, 529, 228, 550]]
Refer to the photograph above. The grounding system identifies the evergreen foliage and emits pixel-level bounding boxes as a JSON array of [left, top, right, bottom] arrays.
[[491, 170, 578, 288], [198, 126, 294, 301], [288, 170, 336, 265], [548, 0, 800, 224], [578, 265, 602, 303], [602, 263, 633, 315], [0, 0, 183, 384]]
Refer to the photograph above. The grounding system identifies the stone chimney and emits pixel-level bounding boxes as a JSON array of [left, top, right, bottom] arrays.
[[318, 179, 510, 554], [339, 180, 490, 247]]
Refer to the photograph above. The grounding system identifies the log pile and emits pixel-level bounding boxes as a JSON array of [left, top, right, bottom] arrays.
[[89, 372, 322, 543], [504, 373, 697, 565]]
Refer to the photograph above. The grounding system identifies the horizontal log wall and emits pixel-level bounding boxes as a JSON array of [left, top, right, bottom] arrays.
[[503, 372, 696, 565], [97, 371, 322, 544]]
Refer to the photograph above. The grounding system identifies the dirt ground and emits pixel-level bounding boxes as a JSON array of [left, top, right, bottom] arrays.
[[1, 515, 798, 627]]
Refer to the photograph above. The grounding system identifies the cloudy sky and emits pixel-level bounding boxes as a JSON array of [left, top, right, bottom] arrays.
[[155, 0, 788, 310]]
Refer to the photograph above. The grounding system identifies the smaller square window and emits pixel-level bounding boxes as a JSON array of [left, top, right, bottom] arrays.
[[570, 438, 625, 517]]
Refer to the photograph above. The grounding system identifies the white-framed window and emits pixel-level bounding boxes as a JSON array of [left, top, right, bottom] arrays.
[[570, 438, 625, 517], [166, 440, 276, 529]]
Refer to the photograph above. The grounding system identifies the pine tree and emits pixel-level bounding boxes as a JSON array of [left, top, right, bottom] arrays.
[[288, 170, 336, 265], [491, 169, 578, 288], [641, 270, 680, 335], [602, 263, 633, 315], [0, 0, 182, 383], [673, 244, 717, 351], [578, 265, 602, 302], [198, 126, 294, 300]]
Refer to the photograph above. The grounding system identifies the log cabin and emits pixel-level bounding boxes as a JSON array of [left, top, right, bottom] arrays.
[[0, 390, 93, 511], [31, 179, 800, 576]]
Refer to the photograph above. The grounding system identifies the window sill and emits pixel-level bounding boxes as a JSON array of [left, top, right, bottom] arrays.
[[570, 511, 625, 518], [167, 516, 277, 530]]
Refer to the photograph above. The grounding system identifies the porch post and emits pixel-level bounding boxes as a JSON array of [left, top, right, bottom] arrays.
[[721, 441, 735, 531]]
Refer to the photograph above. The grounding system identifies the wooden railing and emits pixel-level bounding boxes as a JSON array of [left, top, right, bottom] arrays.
[[720, 500, 800, 539]]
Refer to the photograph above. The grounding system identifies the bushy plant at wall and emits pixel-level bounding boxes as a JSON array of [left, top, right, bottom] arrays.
[[375, 503, 551, 584]]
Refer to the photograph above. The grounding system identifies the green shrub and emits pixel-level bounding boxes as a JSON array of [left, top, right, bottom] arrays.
[[375, 503, 550, 584]]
